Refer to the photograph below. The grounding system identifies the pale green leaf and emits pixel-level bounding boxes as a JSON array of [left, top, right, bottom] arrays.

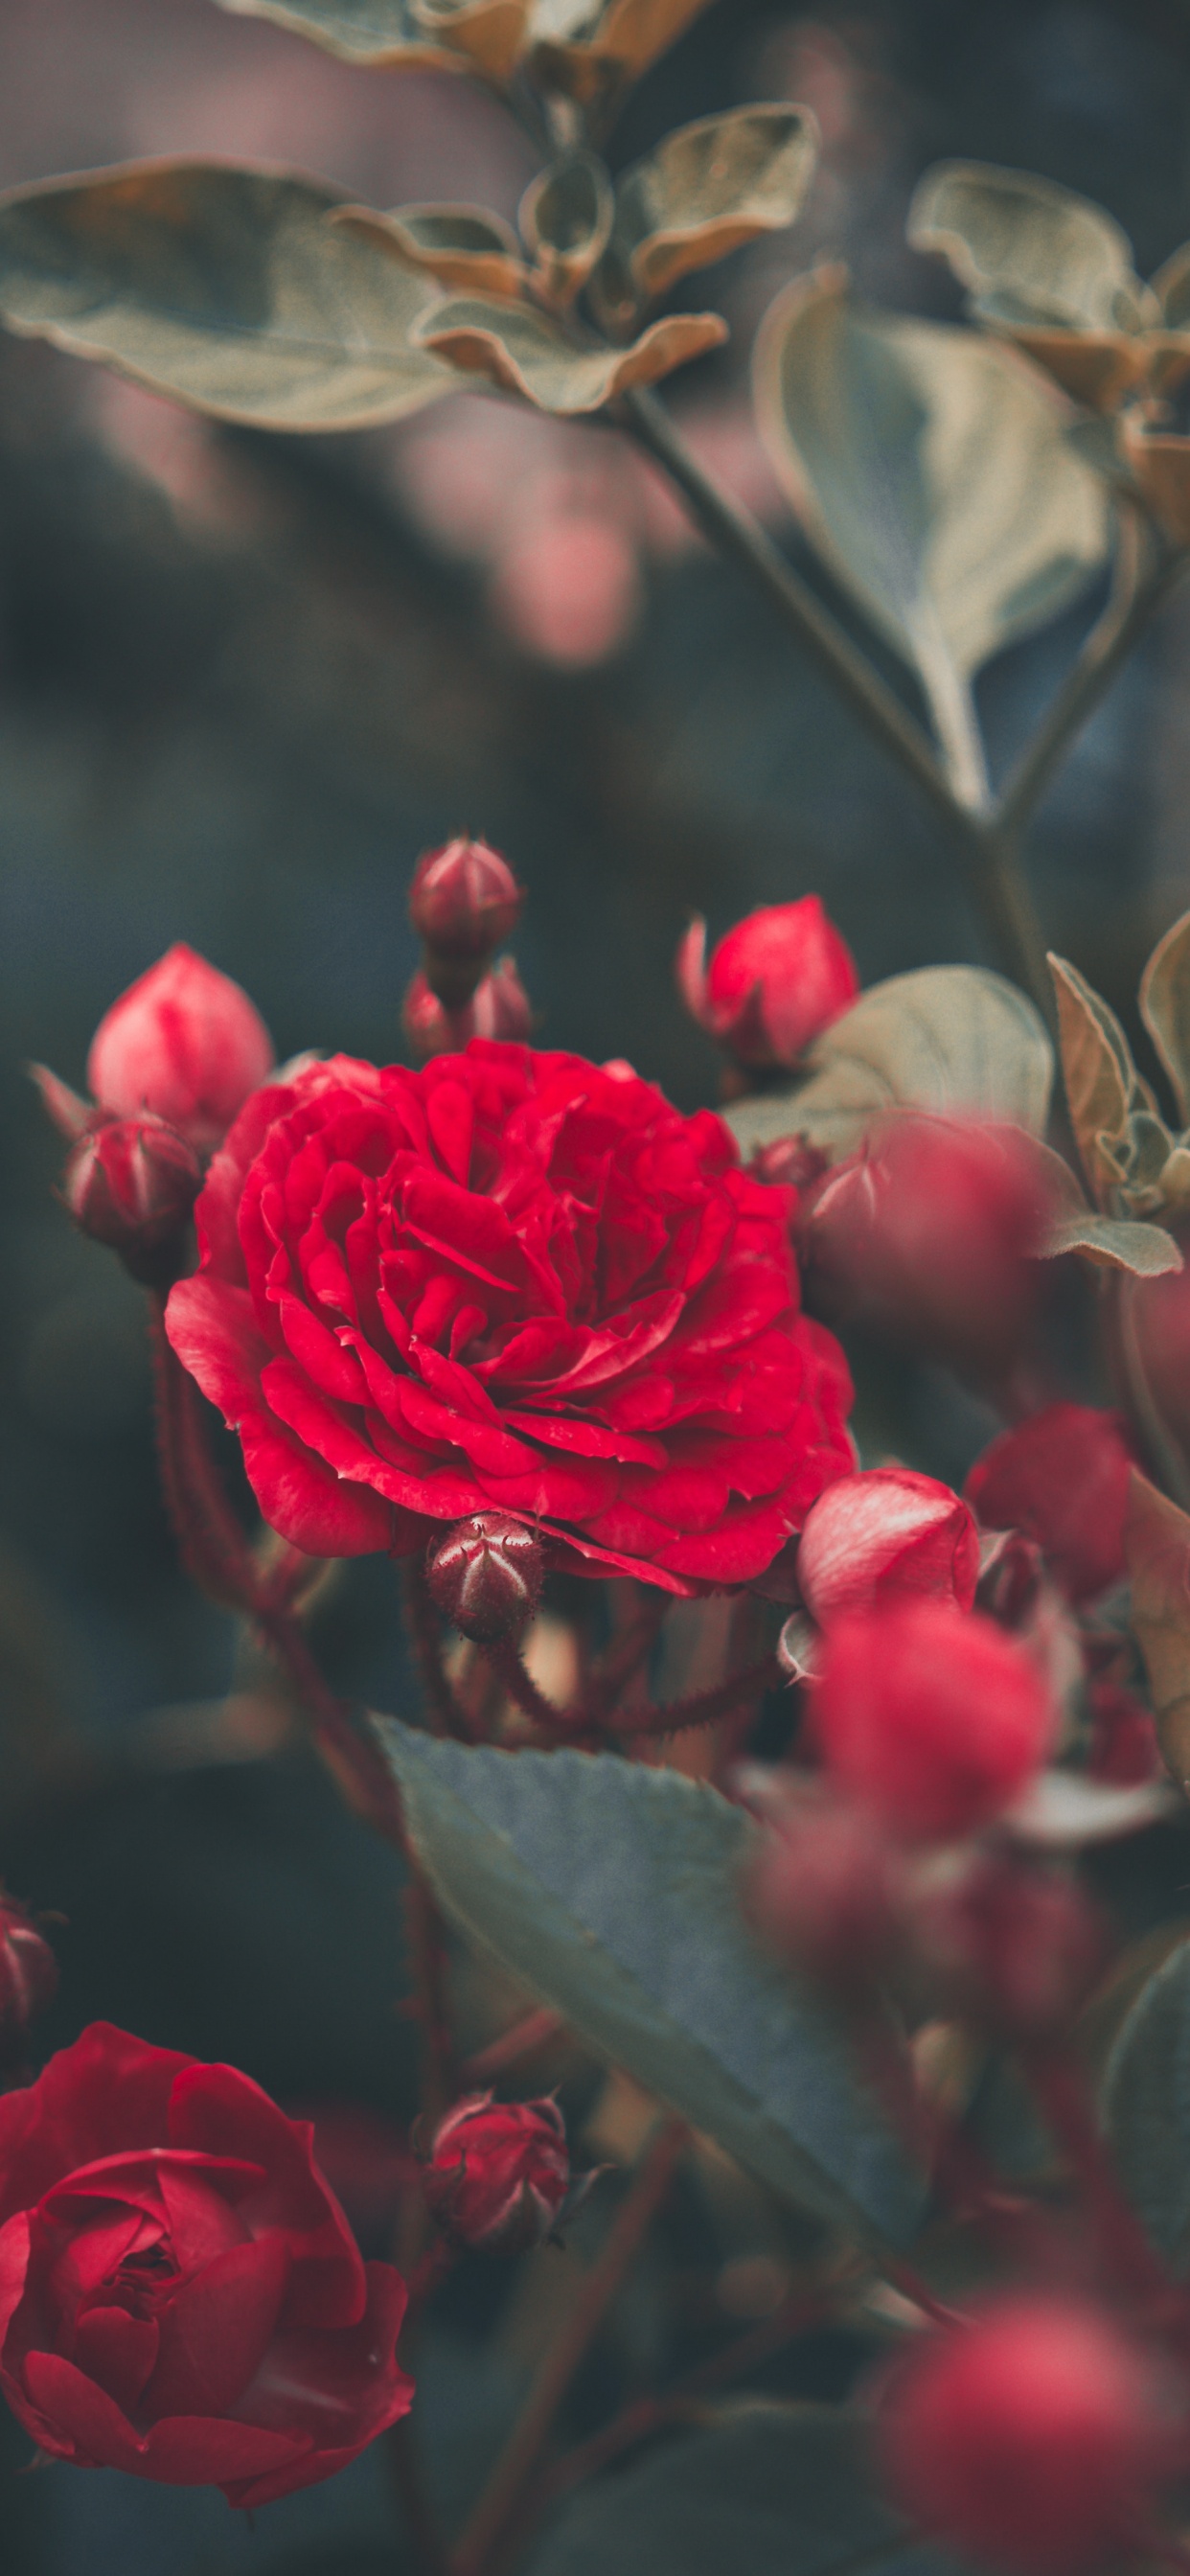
[[1141, 908, 1190, 1126], [907, 161, 1151, 335], [723, 965, 1054, 1166], [333, 202, 526, 298], [1043, 1211, 1183, 1275], [1103, 1939, 1190, 2266], [216, 0, 529, 78], [1153, 242, 1190, 331], [414, 292, 726, 410], [376, 1723, 922, 2243], [1048, 953, 1143, 1205], [595, 107, 817, 332], [529, 0, 715, 107], [519, 153, 614, 306], [0, 162, 455, 429]]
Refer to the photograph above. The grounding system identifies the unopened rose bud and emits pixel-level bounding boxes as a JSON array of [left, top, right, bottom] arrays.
[[876, 2295, 1177, 2575], [676, 898, 858, 1071], [909, 1852, 1108, 2041], [409, 838, 524, 1007], [746, 1793, 910, 2002], [86, 944, 274, 1155], [796, 1468, 979, 1627], [965, 1404, 1135, 1605], [426, 1513, 543, 1644], [62, 1115, 203, 1284], [402, 958, 532, 1061], [0, 1890, 58, 2068], [810, 1598, 1055, 1843], [751, 1137, 829, 1192], [423, 2092, 571, 2253]]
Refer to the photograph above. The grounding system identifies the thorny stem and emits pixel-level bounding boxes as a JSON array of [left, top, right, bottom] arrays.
[[485, 1632, 780, 1743], [450, 2119, 686, 2576], [403, 1557, 476, 1740], [461, 2005, 562, 2086], [1018, 2044, 1182, 2317]]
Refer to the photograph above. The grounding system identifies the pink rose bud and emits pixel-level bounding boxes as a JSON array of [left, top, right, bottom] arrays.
[[964, 1404, 1135, 1604], [426, 1513, 543, 1644], [0, 1891, 58, 2068], [676, 897, 858, 1070], [402, 957, 533, 1060], [87, 944, 274, 1156], [909, 1852, 1108, 2042], [802, 1114, 1053, 1370], [796, 1467, 979, 1626], [423, 2092, 571, 2253], [746, 1794, 910, 2002], [63, 1115, 203, 1284], [810, 1598, 1054, 1843], [409, 838, 524, 1006], [877, 2295, 1177, 2575]]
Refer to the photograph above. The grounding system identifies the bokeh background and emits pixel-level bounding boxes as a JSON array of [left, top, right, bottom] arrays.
[[3, 2, 1190, 2567]]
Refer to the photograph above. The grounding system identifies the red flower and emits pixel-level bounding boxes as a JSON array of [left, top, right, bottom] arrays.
[[795, 1466, 979, 1626], [86, 946, 275, 1156], [165, 1044, 854, 1591], [676, 898, 858, 1070], [0, 2025, 412, 2506], [810, 1599, 1054, 1842], [964, 1404, 1135, 1603], [423, 2094, 570, 2252], [62, 1115, 203, 1285]]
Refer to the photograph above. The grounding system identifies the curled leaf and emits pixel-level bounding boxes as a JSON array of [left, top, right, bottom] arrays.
[[1125, 1470, 1190, 1796], [530, 0, 715, 109], [215, 0, 508, 70], [595, 106, 817, 333], [414, 292, 726, 411], [333, 203, 526, 298], [1047, 953, 1151, 1206], [1045, 1212, 1183, 1276], [519, 153, 614, 307], [1141, 909, 1190, 1128], [414, 0, 531, 80], [908, 161, 1150, 336]]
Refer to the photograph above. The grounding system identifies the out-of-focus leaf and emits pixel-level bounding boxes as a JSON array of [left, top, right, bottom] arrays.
[[377, 1723, 922, 2242], [334, 202, 526, 297], [520, 153, 614, 306], [0, 163, 455, 429], [527, 2404, 950, 2576], [529, 0, 715, 109], [594, 107, 816, 332], [1141, 909, 1190, 1126], [1102, 1939, 1190, 2266], [216, 0, 529, 78], [1155, 243, 1190, 330], [1125, 1471, 1190, 1797], [417, 0, 531, 79], [414, 292, 726, 411], [723, 966, 1054, 1165], [753, 267, 1111, 783], [1044, 1211, 1183, 1276], [1006, 1769, 1177, 1846], [1048, 954, 1148, 1206], [1122, 420, 1190, 546], [907, 162, 1151, 336]]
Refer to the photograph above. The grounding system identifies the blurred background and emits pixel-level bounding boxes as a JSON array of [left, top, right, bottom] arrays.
[[2, 2, 1190, 2566]]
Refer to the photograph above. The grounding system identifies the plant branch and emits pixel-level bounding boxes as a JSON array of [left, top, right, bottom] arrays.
[[462, 2006, 563, 2086], [388, 2414, 452, 2576], [402, 1558, 477, 1740]]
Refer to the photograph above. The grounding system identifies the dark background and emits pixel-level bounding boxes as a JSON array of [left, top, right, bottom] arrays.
[[2, 2, 1190, 2567]]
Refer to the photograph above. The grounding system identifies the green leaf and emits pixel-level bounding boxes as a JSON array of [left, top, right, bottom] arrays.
[[1044, 1211, 1183, 1276], [216, 0, 530, 79], [376, 1723, 922, 2243], [519, 153, 614, 307], [529, 0, 716, 108], [907, 161, 1151, 337], [594, 107, 817, 333], [413, 292, 727, 411], [753, 267, 1111, 791], [723, 965, 1054, 1166], [0, 162, 455, 430], [1102, 1938, 1190, 2267], [334, 202, 526, 298], [1047, 953, 1146, 1206], [1141, 908, 1190, 1127], [1125, 1471, 1190, 1799], [527, 2404, 948, 2576]]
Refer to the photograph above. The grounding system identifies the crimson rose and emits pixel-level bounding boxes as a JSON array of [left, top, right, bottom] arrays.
[[0, 2025, 412, 2504], [166, 1042, 853, 1590]]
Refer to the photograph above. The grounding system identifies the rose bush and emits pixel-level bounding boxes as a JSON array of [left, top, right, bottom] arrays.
[[0, 2024, 413, 2506], [165, 1042, 854, 1591]]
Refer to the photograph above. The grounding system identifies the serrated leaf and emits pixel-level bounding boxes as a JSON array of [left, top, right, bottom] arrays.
[[753, 267, 1110, 786], [216, 0, 529, 78], [376, 1723, 923, 2243], [907, 161, 1150, 336], [413, 292, 726, 411], [529, 0, 715, 108], [520, 153, 614, 307], [1145, 912, 1190, 1125], [1102, 1939, 1190, 2267], [594, 107, 817, 333], [1047, 953, 1145, 1206], [527, 2404, 950, 2576], [1125, 1471, 1190, 1797], [723, 966, 1053, 1166], [0, 162, 455, 429], [1044, 1212, 1183, 1276], [334, 203, 526, 298]]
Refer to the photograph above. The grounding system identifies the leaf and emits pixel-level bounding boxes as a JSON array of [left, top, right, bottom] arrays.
[[413, 293, 727, 411], [526, 2403, 950, 2576], [1047, 953, 1144, 1206], [333, 203, 526, 298], [753, 266, 1111, 770], [907, 161, 1151, 337], [1006, 1769, 1176, 1845], [1102, 1939, 1190, 2267], [1125, 1470, 1190, 1796], [1120, 421, 1190, 545], [216, 0, 530, 79], [416, 0, 532, 80], [376, 1723, 923, 2243], [594, 107, 817, 333], [529, 0, 715, 109], [1044, 1212, 1183, 1276], [1142, 910, 1190, 1125], [723, 965, 1054, 1166], [0, 162, 456, 429], [519, 153, 614, 307]]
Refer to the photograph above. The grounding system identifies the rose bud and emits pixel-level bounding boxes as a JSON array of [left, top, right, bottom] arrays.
[[86, 944, 274, 1156], [426, 1513, 543, 1644], [810, 1598, 1055, 1843], [422, 2092, 571, 2253], [795, 1467, 979, 1627], [964, 1404, 1135, 1604], [974, 1526, 1045, 1630], [409, 837, 524, 1007], [801, 1114, 1052, 1370], [1087, 1679, 1162, 1786], [746, 1792, 910, 2003], [402, 956, 532, 1060], [676, 897, 858, 1071], [0, 1891, 57, 2069], [876, 2295, 1177, 2575], [62, 1114, 203, 1284], [752, 1136, 829, 1192], [909, 1852, 1108, 2041]]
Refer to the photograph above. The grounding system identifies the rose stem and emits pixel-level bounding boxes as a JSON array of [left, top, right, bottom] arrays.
[[388, 2415, 451, 2576], [461, 2006, 563, 2086], [585, 1591, 670, 1723], [483, 1634, 781, 1745], [1018, 2043, 1186, 2319], [405, 1872, 454, 2127], [449, 2119, 686, 2576], [401, 1558, 479, 1741]]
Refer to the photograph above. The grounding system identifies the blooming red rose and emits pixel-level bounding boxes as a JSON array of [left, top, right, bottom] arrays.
[[676, 898, 858, 1070], [423, 2093, 571, 2252], [0, 2025, 413, 2505], [795, 1466, 979, 1626], [811, 1599, 1054, 1842], [165, 1043, 854, 1591], [964, 1403, 1135, 1603]]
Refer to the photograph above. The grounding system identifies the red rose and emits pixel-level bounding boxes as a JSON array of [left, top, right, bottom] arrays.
[[165, 1043, 854, 1591], [423, 2093, 571, 2252], [795, 1466, 980, 1625], [676, 897, 858, 1070], [0, 2024, 413, 2506], [964, 1403, 1135, 1603]]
